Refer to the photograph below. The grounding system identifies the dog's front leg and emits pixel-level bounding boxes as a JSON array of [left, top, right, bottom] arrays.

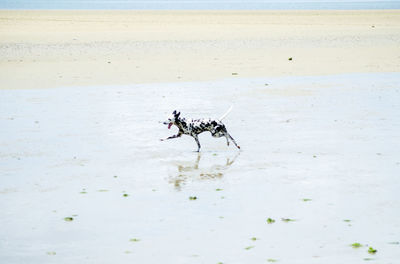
[[160, 132, 182, 141], [193, 135, 201, 152]]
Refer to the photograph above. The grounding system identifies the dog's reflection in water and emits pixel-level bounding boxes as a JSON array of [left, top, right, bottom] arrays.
[[169, 152, 240, 190]]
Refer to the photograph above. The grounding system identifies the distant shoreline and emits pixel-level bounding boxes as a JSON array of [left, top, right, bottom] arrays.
[[1, 1, 400, 11]]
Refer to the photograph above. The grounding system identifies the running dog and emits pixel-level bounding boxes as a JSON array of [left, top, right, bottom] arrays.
[[161, 107, 240, 152]]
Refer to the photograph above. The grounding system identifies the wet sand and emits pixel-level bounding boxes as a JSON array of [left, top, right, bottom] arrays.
[[1, 73, 400, 263], [1, 10, 400, 89]]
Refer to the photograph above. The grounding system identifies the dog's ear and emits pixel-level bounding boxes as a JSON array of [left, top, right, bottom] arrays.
[[172, 110, 176, 114], [175, 111, 181, 118]]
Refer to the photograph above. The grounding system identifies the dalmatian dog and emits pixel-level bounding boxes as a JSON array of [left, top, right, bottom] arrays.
[[161, 107, 240, 152]]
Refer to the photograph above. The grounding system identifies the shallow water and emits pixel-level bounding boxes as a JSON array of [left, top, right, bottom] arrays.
[[2, 0, 400, 10], [1, 73, 400, 263]]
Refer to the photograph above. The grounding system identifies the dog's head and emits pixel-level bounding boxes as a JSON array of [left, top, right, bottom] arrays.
[[163, 110, 181, 129]]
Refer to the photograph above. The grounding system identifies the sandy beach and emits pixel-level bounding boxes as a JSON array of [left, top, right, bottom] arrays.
[[1, 10, 400, 89], [1, 9, 400, 264]]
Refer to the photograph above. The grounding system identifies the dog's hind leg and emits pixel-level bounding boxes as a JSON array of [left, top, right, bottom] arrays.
[[193, 135, 201, 152], [227, 133, 240, 149], [211, 129, 232, 147]]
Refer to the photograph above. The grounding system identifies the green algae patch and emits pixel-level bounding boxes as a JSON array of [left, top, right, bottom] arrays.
[[267, 218, 275, 224], [351, 242, 362, 248], [64, 217, 74, 222], [368, 247, 377, 254], [281, 218, 296, 222], [267, 259, 278, 262], [189, 196, 197, 200], [130, 238, 140, 242], [244, 246, 254, 250]]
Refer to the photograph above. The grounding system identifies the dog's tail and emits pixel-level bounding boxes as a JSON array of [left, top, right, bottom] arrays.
[[219, 105, 233, 121]]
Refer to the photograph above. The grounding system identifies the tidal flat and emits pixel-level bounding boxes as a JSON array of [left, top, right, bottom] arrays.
[[1, 73, 400, 263]]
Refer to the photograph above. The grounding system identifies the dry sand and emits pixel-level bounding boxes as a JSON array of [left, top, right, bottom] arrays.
[[0, 10, 400, 89]]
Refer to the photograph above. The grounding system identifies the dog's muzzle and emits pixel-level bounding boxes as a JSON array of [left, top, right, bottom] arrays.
[[163, 121, 173, 129]]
